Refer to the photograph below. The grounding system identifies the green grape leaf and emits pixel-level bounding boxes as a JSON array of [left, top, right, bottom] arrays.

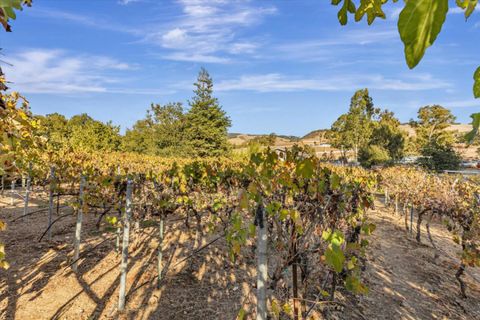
[[324, 244, 345, 273], [330, 173, 341, 190], [398, 0, 449, 69], [361, 222, 376, 235], [271, 299, 281, 318], [3, 6, 15, 19], [334, 0, 356, 25], [239, 189, 249, 209], [296, 158, 314, 179], [474, 66, 480, 98], [456, 0, 478, 19], [355, 0, 386, 25], [465, 112, 480, 143], [237, 308, 246, 320], [345, 275, 369, 294]]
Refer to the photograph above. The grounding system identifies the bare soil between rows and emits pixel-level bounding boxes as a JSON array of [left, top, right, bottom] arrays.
[[0, 192, 479, 320]]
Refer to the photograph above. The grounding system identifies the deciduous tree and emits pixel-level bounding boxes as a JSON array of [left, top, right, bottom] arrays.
[[410, 105, 456, 148]]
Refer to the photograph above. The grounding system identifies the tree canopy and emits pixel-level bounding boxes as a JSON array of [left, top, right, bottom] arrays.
[[410, 105, 456, 148], [330, 0, 480, 139], [330, 89, 406, 166], [123, 102, 190, 157], [184, 68, 231, 157], [35, 113, 122, 153], [123, 68, 231, 158]]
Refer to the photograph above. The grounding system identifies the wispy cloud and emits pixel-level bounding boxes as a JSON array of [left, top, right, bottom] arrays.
[[27, 7, 140, 35], [271, 29, 398, 63], [216, 73, 451, 92], [118, 0, 142, 5], [441, 99, 480, 108], [163, 52, 231, 63], [2, 49, 172, 95], [145, 0, 276, 63]]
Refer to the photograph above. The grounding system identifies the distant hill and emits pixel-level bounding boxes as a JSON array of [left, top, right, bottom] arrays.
[[398, 123, 472, 137], [230, 124, 478, 159], [300, 124, 472, 141], [228, 133, 299, 146], [301, 129, 331, 140]]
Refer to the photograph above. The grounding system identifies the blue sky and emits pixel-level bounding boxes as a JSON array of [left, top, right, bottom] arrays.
[[1, 0, 479, 136]]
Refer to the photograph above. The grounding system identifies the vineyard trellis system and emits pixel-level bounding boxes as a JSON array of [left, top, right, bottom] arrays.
[[1, 148, 479, 318]]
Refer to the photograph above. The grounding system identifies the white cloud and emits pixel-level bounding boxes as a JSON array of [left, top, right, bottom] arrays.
[[1, 49, 167, 95], [28, 2, 274, 63], [272, 29, 398, 62], [118, 0, 142, 5], [27, 7, 139, 35], [216, 73, 451, 93], [146, 0, 276, 62], [441, 99, 480, 108], [229, 42, 258, 54], [162, 28, 189, 48], [163, 52, 230, 63]]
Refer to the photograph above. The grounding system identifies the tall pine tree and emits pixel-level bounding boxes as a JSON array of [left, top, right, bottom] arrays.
[[185, 68, 231, 157]]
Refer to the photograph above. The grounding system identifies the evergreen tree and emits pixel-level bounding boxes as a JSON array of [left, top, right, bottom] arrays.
[[185, 68, 231, 157]]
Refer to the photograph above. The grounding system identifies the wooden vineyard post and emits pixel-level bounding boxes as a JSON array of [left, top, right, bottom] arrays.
[[23, 163, 32, 218], [292, 241, 299, 320], [116, 227, 121, 254], [1, 175, 4, 195], [10, 179, 15, 206], [72, 175, 86, 273], [118, 179, 132, 312], [157, 217, 164, 289], [384, 188, 388, 206], [47, 166, 55, 241], [255, 203, 267, 320], [410, 205, 414, 234], [394, 195, 398, 214], [115, 166, 122, 254]]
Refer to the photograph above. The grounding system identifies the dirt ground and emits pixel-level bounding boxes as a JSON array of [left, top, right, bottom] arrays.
[[0, 191, 479, 320]]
